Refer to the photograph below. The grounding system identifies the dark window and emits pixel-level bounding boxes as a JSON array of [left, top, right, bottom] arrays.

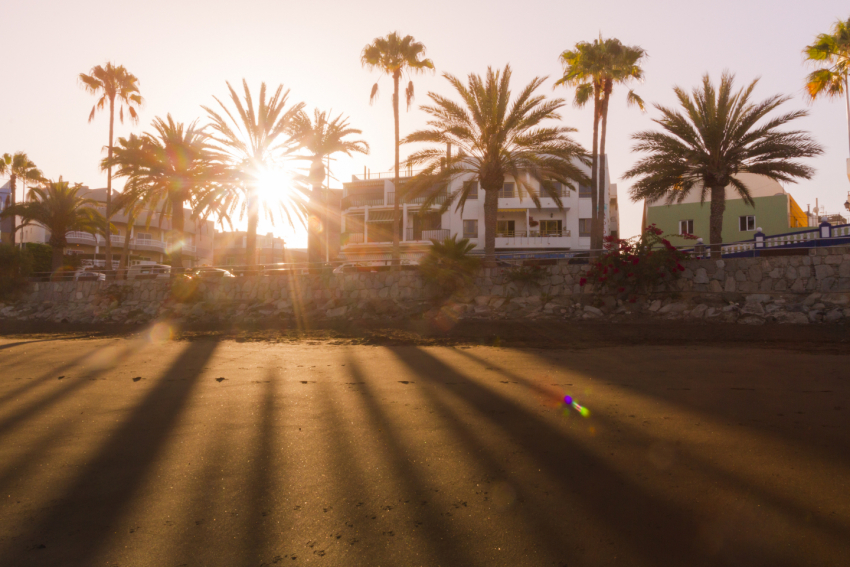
[[739, 215, 756, 231], [466, 181, 478, 199], [579, 184, 592, 198], [679, 219, 694, 234], [497, 220, 515, 236], [463, 219, 478, 238], [498, 183, 515, 198], [579, 218, 592, 237]]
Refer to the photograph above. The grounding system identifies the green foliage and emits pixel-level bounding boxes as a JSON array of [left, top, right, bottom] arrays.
[[0, 245, 33, 300], [418, 235, 480, 296], [579, 225, 692, 301], [22, 243, 53, 274], [803, 17, 850, 102]]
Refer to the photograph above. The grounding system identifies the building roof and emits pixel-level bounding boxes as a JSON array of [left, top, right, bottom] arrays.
[[646, 174, 789, 206]]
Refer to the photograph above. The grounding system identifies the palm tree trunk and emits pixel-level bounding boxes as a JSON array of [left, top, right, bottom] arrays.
[[171, 195, 185, 274], [597, 91, 611, 248], [307, 157, 324, 265], [50, 241, 64, 271], [9, 175, 16, 246], [246, 191, 259, 272], [119, 210, 134, 279], [104, 96, 115, 274], [844, 74, 850, 158], [709, 185, 726, 254], [392, 70, 401, 269], [589, 89, 601, 255], [483, 186, 498, 267]]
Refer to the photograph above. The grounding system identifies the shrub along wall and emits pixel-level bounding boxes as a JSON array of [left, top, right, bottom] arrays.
[[2, 246, 849, 326]]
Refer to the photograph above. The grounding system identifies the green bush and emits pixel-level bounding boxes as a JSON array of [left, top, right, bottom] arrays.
[[419, 235, 481, 297], [23, 242, 53, 274], [0, 245, 33, 300]]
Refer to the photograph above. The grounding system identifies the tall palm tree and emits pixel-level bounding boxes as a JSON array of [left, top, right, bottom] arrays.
[[111, 182, 155, 276], [80, 62, 143, 270], [361, 32, 434, 265], [556, 36, 646, 252], [202, 80, 305, 269], [104, 116, 224, 273], [291, 109, 369, 263], [0, 179, 105, 270], [402, 65, 590, 267], [0, 152, 44, 246], [804, 16, 850, 179], [624, 73, 823, 252]]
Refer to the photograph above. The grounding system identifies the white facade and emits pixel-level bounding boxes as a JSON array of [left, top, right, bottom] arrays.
[[340, 159, 614, 260]]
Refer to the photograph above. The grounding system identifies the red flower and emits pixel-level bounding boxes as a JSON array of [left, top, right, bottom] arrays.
[[676, 263, 685, 272], [627, 272, 634, 277], [612, 267, 620, 274], [579, 277, 587, 287], [632, 258, 640, 265], [617, 287, 625, 292], [628, 297, 637, 303]]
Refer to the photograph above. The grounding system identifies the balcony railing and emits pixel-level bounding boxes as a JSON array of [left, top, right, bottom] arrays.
[[496, 230, 571, 238], [387, 193, 448, 206], [342, 232, 365, 245], [66, 231, 98, 244], [132, 238, 167, 252], [343, 193, 448, 209], [403, 228, 449, 241]]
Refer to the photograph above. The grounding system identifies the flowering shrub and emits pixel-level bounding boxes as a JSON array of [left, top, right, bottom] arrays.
[[579, 224, 695, 300]]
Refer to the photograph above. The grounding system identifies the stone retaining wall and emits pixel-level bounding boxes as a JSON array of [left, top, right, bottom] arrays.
[[2, 246, 849, 326]]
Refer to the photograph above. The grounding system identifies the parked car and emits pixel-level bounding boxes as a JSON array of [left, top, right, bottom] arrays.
[[127, 264, 171, 280], [73, 270, 106, 282], [190, 267, 235, 279]]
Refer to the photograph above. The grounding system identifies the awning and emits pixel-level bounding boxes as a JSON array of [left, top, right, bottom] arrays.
[[498, 208, 526, 213], [367, 211, 396, 222]]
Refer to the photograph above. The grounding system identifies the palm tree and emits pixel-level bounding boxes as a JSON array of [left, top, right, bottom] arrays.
[[804, 16, 850, 178], [556, 36, 646, 252], [0, 152, 44, 245], [111, 182, 155, 276], [202, 80, 305, 269], [402, 65, 590, 267], [80, 62, 143, 270], [291, 109, 369, 263], [104, 116, 224, 273], [361, 32, 434, 265], [0, 179, 105, 270], [624, 73, 823, 252]]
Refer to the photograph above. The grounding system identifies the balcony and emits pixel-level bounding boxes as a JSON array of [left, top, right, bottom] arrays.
[[132, 238, 167, 252], [342, 192, 448, 210], [342, 232, 365, 245], [495, 230, 572, 249], [65, 231, 98, 245]]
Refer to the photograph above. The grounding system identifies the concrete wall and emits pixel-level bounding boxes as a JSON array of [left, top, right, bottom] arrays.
[[3, 247, 850, 326]]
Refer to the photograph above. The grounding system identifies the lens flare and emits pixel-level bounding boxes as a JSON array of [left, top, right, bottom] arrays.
[[563, 395, 590, 417], [148, 322, 173, 344]]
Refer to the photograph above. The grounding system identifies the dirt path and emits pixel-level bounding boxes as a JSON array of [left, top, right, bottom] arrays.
[[0, 335, 848, 566]]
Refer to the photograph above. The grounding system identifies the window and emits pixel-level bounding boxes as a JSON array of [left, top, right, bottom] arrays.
[[539, 220, 563, 236], [466, 181, 478, 199], [463, 219, 478, 238], [579, 218, 592, 237], [136, 232, 152, 241], [739, 215, 756, 231], [498, 182, 515, 198], [679, 219, 694, 235], [225, 257, 235, 266], [579, 184, 592, 198], [497, 220, 515, 236]]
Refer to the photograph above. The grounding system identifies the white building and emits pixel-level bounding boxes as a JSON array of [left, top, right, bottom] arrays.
[[340, 159, 617, 261]]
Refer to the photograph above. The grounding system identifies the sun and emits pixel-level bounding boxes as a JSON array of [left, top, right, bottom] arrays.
[[255, 166, 293, 202]]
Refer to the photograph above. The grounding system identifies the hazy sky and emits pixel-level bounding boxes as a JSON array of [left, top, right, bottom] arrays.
[[2, 0, 849, 247]]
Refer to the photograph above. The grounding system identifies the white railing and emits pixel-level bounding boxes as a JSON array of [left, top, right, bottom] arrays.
[[132, 238, 166, 251], [110, 235, 125, 246], [421, 229, 451, 241], [65, 231, 97, 243]]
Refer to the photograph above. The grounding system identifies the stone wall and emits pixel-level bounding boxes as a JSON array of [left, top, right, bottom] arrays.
[[2, 246, 849, 326]]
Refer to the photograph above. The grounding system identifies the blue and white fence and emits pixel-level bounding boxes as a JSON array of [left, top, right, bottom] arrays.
[[720, 221, 850, 258]]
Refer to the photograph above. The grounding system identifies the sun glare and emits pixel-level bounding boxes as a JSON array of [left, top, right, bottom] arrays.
[[256, 166, 293, 202]]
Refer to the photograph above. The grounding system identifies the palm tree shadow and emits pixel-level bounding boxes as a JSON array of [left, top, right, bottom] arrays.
[[388, 347, 797, 566], [0, 339, 219, 565]]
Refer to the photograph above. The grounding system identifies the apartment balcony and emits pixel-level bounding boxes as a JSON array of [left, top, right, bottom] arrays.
[[405, 228, 450, 242], [65, 231, 98, 246], [341, 229, 449, 247], [342, 192, 447, 210], [132, 238, 167, 252], [495, 230, 572, 249]]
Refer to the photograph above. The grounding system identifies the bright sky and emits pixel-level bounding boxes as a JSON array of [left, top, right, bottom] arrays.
[[3, 0, 849, 248]]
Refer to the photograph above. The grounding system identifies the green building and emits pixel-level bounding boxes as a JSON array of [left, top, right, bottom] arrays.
[[643, 174, 809, 246]]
